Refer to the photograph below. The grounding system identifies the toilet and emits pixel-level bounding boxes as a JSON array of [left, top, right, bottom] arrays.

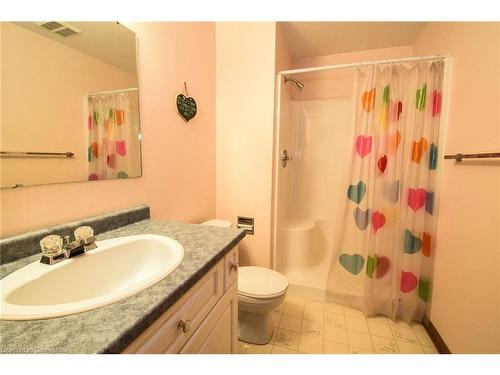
[[201, 219, 289, 345]]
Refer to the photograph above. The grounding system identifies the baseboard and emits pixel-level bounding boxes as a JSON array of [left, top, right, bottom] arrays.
[[422, 317, 452, 354]]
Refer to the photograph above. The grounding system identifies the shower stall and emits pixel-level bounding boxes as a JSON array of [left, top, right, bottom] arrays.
[[271, 56, 450, 314], [272, 66, 355, 294]]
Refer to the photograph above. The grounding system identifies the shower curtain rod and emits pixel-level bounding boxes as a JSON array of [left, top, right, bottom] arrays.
[[278, 54, 449, 76], [87, 87, 138, 96]]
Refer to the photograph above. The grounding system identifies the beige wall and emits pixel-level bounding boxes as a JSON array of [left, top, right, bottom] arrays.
[[216, 22, 276, 267], [0, 22, 216, 237], [414, 22, 500, 354], [1, 22, 138, 188]]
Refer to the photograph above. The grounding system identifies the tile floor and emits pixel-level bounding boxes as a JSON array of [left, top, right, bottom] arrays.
[[238, 294, 439, 354]]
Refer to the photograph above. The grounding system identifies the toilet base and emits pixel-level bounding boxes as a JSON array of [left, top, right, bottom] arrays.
[[238, 309, 274, 345]]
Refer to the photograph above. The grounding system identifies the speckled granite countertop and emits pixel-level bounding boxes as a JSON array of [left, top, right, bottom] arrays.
[[0, 219, 245, 354]]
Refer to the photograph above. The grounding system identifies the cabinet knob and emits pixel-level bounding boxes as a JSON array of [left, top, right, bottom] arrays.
[[230, 262, 239, 271], [177, 319, 191, 333]]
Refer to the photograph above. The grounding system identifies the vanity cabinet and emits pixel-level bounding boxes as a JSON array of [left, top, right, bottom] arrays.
[[123, 246, 238, 354]]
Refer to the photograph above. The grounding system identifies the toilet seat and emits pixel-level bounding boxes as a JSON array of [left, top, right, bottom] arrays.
[[238, 266, 288, 299]]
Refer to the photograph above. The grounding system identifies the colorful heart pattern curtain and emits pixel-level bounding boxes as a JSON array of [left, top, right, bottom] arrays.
[[87, 93, 133, 180], [328, 61, 444, 322]]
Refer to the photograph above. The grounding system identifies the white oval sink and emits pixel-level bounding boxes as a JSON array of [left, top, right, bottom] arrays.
[[0, 234, 184, 320]]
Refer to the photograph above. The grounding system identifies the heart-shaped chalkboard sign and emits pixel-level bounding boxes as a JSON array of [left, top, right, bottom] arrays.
[[176, 94, 197, 122]]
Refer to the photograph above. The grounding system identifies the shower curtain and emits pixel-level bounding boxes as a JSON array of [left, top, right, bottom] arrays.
[[326, 61, 444, 322], [87, 92, 136, 180]]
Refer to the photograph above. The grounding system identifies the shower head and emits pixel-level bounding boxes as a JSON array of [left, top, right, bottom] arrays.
[[284, 76, 305, 90]]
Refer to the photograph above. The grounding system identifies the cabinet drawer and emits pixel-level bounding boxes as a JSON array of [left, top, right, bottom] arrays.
[[224, 246, 238, 291], [123, 261, 224, 354]]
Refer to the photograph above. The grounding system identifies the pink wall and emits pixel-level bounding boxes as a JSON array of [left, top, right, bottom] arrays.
[[414, 22, 500, 354], [0, 22, 216, 237], [216, 22, 277, 267]]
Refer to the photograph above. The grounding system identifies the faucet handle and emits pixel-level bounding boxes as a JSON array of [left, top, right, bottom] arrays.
[[74, 226, 94, 241], [40, 235, 63, 257]]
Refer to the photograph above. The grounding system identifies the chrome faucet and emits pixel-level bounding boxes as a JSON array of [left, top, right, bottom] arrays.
[[39, 226, 98, 265]]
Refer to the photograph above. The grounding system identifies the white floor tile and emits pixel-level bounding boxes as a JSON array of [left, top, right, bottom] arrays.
[[349, 346, 374, 354], [391, 326, 419, 344], [347, 330, 374, 351], [271, 345, 298, 354], [366, 315, 390, 325], [272, 311, 282, 327], [325, 311, 346, 328], [422, 345, 439, 354], [367, 321, 394, 338], [305, 300, 324, 311], [411, 322, 426, 331], [301, 320, 323, 338], [303, 307, 324, 323], [245, 342, 273, 354], [345, 316, 369, 333], [371, 335, 399, 354], [298, 335, 323, 354], [279, 315, 302, 333], [325, 325, 348, 345], [414, 329, 434, 347], [324, 340, 349, 354], [286, 296, 306, 306], [388, 319, 414, 329], [282, 302, 304, 319], [344, 306, 365, 319], [325, 302, 345, 314], [397, 341, 425, 354], [240, 298, 439, 356], [274, 329, 300, 351], [238, 341, 248, 354]]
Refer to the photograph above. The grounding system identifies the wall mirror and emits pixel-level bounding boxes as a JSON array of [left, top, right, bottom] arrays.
[[0, 21, 142, 188]]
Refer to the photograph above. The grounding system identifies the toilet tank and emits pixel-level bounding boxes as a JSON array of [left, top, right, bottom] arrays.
[[201, 219, 232, 228]]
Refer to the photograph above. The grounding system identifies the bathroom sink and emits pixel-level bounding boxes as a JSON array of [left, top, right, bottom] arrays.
[[0, 234, 184, 320]]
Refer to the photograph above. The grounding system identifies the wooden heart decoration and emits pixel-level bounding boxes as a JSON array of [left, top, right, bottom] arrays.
[[176, 94, 197, 122]]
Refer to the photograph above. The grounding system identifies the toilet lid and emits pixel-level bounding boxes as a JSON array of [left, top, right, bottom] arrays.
[[238, 266, 288, 298]]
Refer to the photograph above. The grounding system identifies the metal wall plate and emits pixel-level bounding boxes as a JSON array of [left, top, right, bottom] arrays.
[[237, 216, 254, 235]]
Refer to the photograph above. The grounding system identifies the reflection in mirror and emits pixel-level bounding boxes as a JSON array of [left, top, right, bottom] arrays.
[[0, 21, 142, 188]]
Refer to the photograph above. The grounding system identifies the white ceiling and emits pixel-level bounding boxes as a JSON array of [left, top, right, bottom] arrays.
[[13, 21, 137, 75], [280, 22, 427, 59]]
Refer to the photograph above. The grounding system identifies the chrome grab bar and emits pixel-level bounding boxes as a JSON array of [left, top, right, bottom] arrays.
[[444, 152, 500, 162], [0, 151, 74, 158]]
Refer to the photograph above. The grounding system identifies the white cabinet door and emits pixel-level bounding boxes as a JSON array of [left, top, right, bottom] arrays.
[[179, 282, 238, 354], [123, 262, 224, 354]]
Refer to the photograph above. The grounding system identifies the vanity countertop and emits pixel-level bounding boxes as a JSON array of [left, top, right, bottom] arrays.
[[0, 219, 245, 354]]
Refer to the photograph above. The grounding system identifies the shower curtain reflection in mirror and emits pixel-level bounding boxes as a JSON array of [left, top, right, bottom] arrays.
[[87, 90, 142, 181]]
